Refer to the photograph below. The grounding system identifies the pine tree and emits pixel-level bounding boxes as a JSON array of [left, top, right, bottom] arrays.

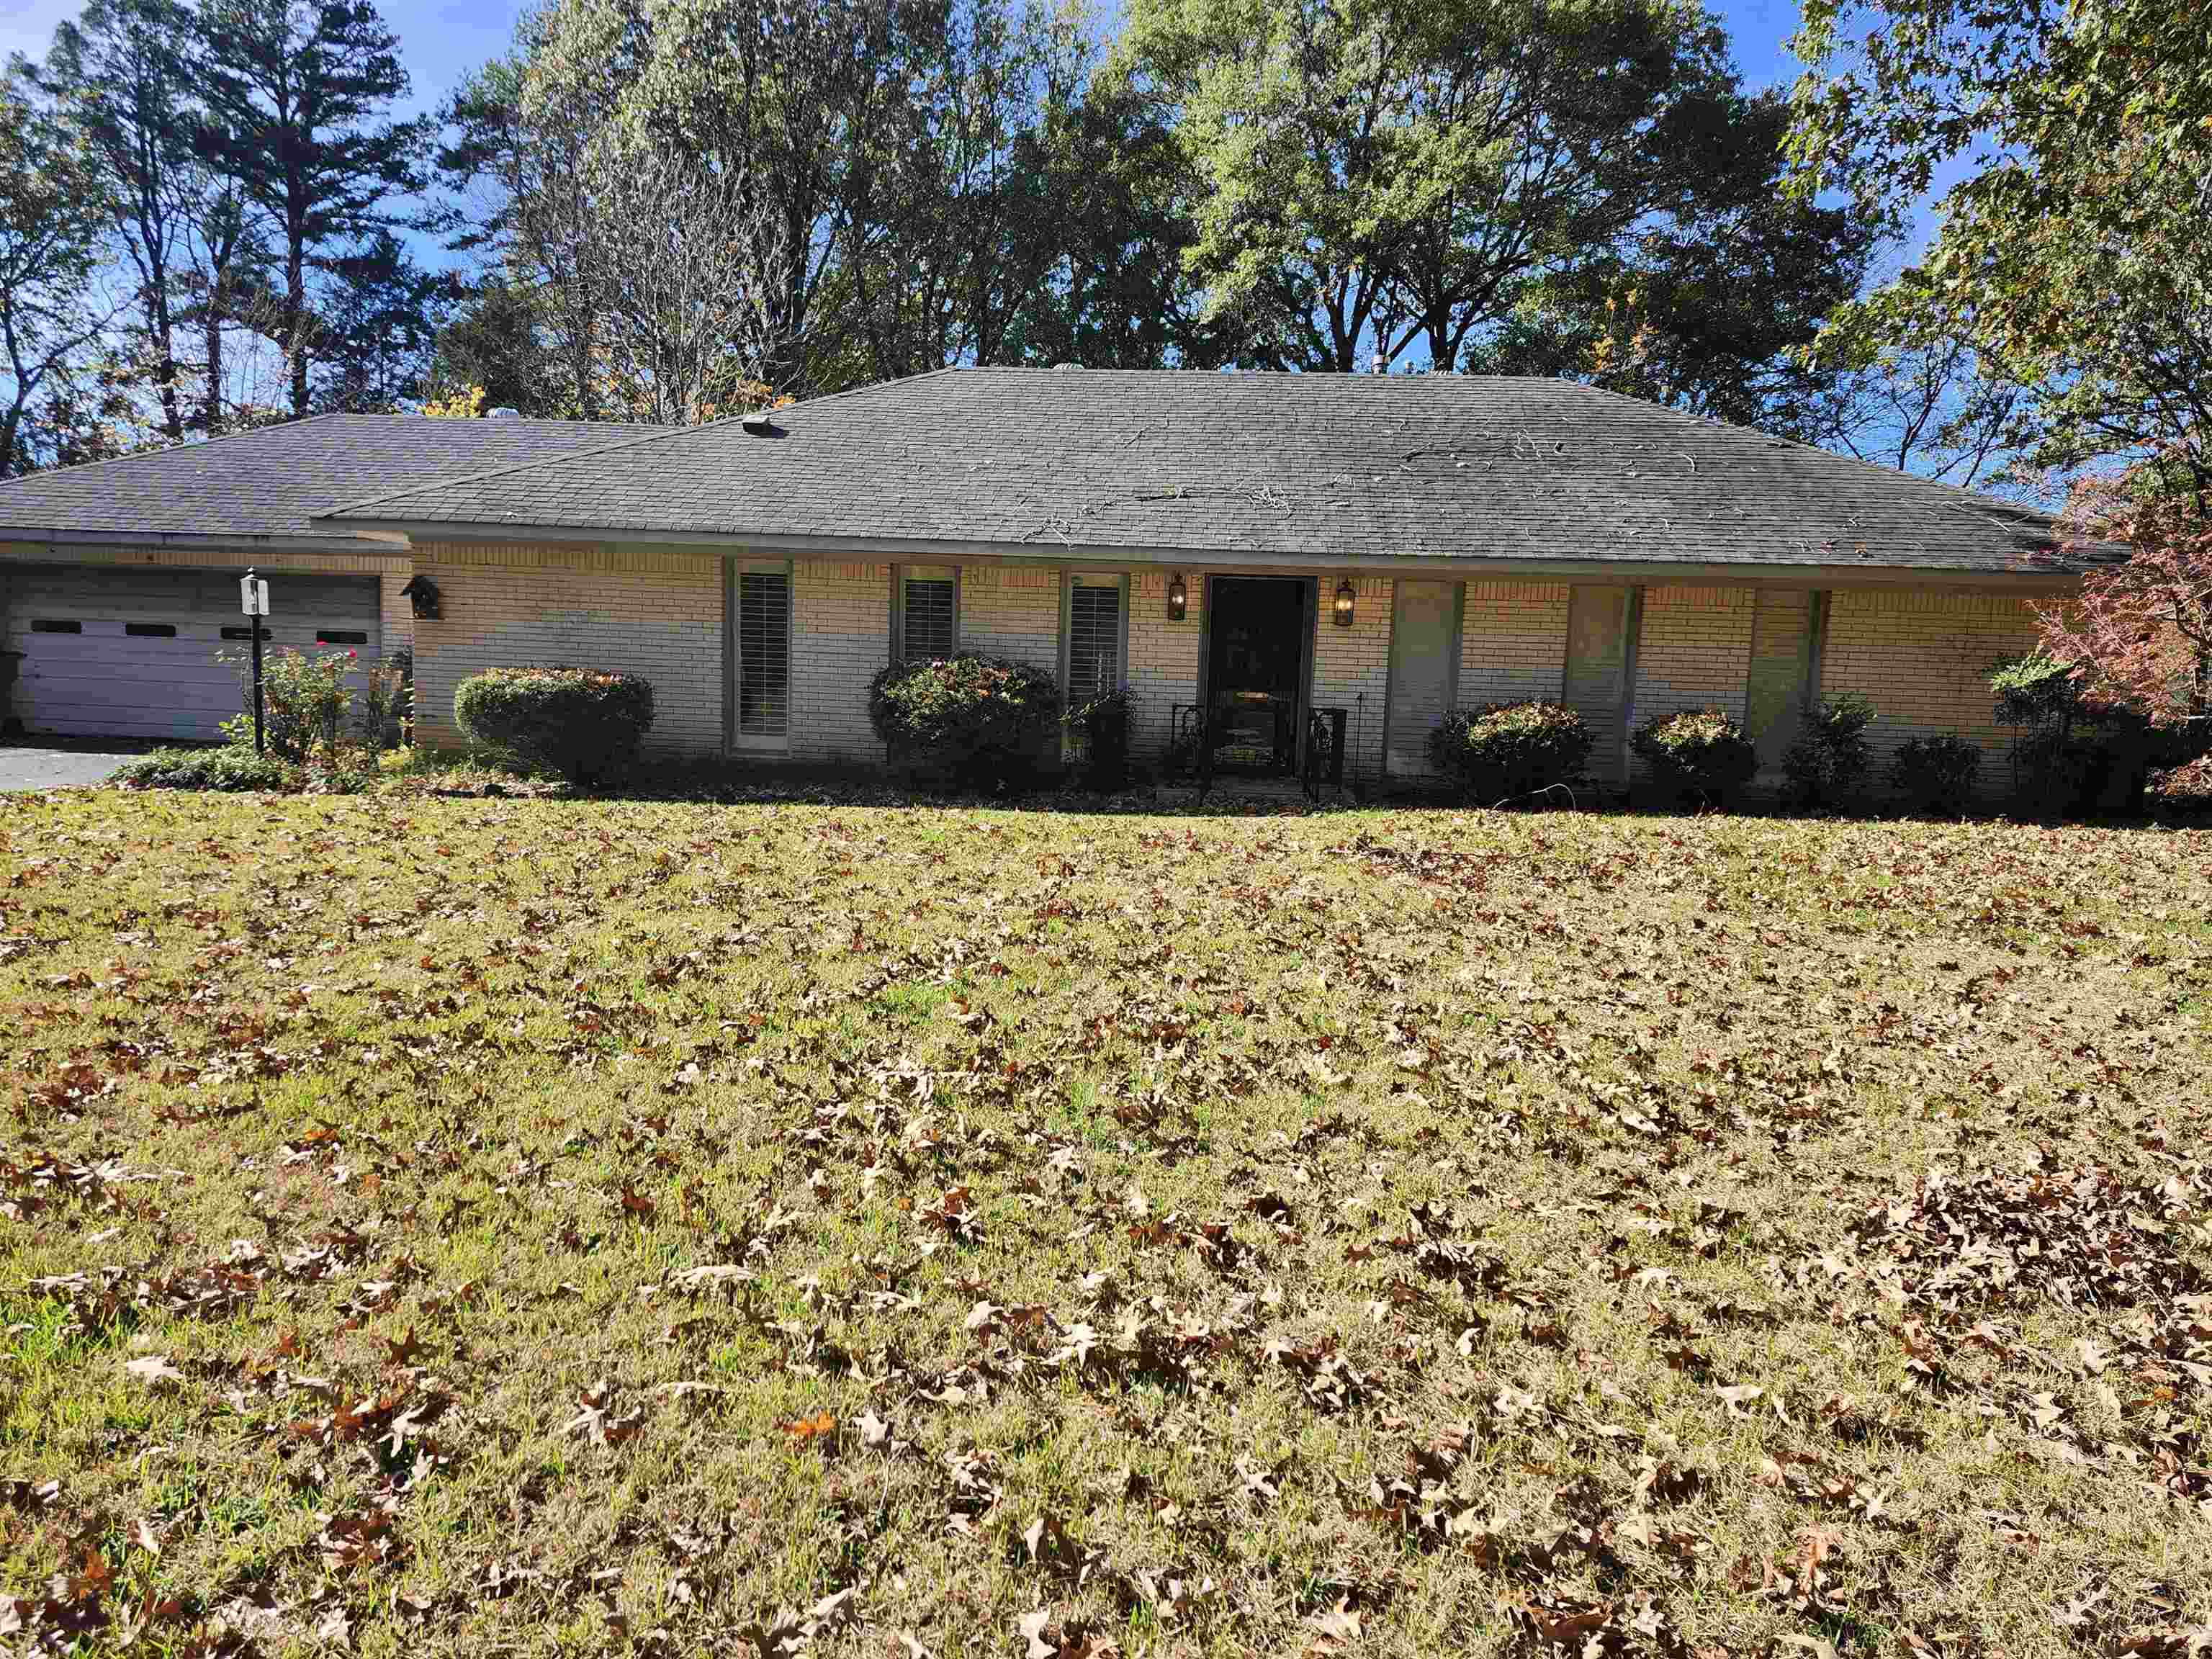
[[195, 0, 427, 420]]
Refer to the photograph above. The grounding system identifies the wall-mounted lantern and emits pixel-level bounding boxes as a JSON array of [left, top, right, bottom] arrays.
[[400, 574, 443, 621], [1332, 579, 1356, 629], [1166, 572, 1187, 621]]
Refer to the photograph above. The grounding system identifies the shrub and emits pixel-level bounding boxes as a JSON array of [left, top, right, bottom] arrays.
[[1887, 734, 1983, 816], [1631, 706, 1758, 805], [1065, 687, 1132, 791], [355, 649, 410, 750], [114, 744, 300, 792], [2150, 750, 2212, 816], [454, 666, 656, 784], [220, 645, 356, 761], [1780, 692, 1876, 808], [867, 654, 1061, 791], [1427, 701, 1593, 804]]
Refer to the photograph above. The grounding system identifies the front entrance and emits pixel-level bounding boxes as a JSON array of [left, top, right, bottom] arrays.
[[1204, 576, 1310, 775]]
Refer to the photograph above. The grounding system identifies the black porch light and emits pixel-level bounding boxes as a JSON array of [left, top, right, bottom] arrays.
[[1166, 572, 1188, 621], [1331, 579, 1356, 628]]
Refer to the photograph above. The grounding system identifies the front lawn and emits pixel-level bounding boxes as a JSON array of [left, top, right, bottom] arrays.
[[2, 793, 2208, 1657]]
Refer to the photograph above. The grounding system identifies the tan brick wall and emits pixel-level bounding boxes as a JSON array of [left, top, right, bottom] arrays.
[[379, 572, 414, 660], [1745, 588, 1815, 768], [1821, 587, 2041, 800], [1128, 570, 1203, 759], [790, 559, 890, 764], [1313, 575, 1393, 784], [409, 540, 721, 754], [958, 564, 1060, 665], [1459, 581, 1569, 706], [1629, 585, 1757, 779], [0, 541, 405, 577]]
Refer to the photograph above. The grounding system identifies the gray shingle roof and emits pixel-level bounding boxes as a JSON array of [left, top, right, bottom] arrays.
[[315, 369, 2080, 575], [0, 413, 657, 543]]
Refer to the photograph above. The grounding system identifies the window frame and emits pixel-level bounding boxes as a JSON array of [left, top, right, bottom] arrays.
[[725, 557, 794, 752], [1058, 571, 1130, 759], [890, 565, 961, 664]]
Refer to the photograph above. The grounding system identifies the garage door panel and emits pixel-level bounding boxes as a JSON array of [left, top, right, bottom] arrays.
[[5, 563, 378, 741]]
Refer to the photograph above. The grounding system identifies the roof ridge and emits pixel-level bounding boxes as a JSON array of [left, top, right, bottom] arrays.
[[320, 368, 969, 521], [0, 411, 349, 493]]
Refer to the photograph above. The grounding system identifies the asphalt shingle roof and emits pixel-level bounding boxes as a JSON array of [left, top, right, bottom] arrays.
[[0, 413, 658, 543], [316, 369, 2078, 575]]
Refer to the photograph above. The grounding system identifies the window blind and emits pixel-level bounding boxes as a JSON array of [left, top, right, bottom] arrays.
[[1068, 583, 1121, 701], [902, 577, 956, 660], [738, 571, 790, 737]]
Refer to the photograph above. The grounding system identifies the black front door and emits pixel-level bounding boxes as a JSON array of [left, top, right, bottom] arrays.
[[1205, 577, 1308, 774]]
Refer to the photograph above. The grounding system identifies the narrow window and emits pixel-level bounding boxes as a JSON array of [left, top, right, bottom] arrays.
[[900, 574, 957, 661], [1068, 582, 1123, 701], [125, 622, 179, 639], [30, 619, 81, 634], [316, 629, 369, 646], [738, 571, 791, 737], [220, 626, 272, 642]]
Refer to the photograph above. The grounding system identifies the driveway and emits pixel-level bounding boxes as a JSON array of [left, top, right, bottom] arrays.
[[0, 745, 140, 791]]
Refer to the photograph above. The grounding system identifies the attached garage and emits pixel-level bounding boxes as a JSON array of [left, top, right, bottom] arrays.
[[2, 563, 379, 742]]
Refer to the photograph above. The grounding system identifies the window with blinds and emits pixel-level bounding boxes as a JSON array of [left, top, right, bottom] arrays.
[[737, 571, 790, 737], [1067, 583, 1122, 701], [902, 577, 956, 660]]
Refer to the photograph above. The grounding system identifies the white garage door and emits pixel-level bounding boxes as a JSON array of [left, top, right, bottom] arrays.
[[4, 565, 381, 742]]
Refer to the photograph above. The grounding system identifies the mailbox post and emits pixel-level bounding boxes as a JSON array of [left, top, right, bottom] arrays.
[[240, 570, 271, 754]]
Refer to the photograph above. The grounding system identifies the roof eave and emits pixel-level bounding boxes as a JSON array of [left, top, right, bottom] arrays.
[[320, 516, 2086, 589], [0, 527, 410, 557]]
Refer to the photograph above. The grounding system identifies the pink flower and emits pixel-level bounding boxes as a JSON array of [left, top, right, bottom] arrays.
[[349, 649, 358, 659]]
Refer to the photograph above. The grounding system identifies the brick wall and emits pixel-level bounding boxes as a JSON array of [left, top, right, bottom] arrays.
[[1312, 575, 1393, 786], [791, 559, 891, 765], [1460, 581, 1569, 706], [956, 564, 1061, 670], [1629, 584, 1757, 780], [1128, 570, 1203, 759], [1821, 587, 2041, 800], [410, 541, 721, 754], [1744, 588, 1814, 768], [379, 572, 415, 660]]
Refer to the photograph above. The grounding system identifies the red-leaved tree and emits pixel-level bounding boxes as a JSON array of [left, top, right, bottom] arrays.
[[2038, 459, 2212, 731]]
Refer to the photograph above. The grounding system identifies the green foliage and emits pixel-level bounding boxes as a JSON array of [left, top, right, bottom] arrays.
[[114, 744, 300, 792], [1426, 701, 1593, 804], [454, 666, 656, 785], [1064, 687, 1133, 792], [1885, 733, 1982, 817], [1990, 652, 2085, 735], [1780, 691, 1876, 807], [1632, 706, 1759, 805], [1788, 0, 2212, 486], [867, 654, 1061, 792], [355, 650, 411, 750], [219, 645, 357, 762]]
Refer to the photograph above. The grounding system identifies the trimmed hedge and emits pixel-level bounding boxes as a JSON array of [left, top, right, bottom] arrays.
[[1887, 734, 1982, 816], [454, 667, 656, 784], [868, 654, 1062, 791], [1780, 692, 1876, 808], [1632, 706, 1758, 805], [1427, 701, 1593, 803]]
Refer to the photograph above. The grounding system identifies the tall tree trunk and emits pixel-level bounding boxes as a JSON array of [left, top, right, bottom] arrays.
[[284, 207, 310, 418]]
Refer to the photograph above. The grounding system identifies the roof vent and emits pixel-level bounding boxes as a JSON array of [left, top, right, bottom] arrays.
[[486, 405, 521, 418], [741, 408, 781, 436]]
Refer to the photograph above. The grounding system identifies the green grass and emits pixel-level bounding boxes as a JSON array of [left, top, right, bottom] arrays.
[[2, 791, 2209, 1657]]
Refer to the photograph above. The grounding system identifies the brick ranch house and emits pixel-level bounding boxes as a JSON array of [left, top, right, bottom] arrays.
[[2, 368, 2099, 799]]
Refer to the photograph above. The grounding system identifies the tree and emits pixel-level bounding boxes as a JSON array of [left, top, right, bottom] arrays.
[[2036, 457, 2212, 732], [197, 0, 429, 420], [39, 0, 200, 444], [0, 69, 124, 477], [427, 275, 562, 417], [1788, 0, 2212, 496], [317, 230, 451, 411], [1118, 0, 1832, 377]]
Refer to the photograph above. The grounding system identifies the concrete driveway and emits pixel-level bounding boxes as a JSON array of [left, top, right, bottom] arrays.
[[0, 745, 140, 791]]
